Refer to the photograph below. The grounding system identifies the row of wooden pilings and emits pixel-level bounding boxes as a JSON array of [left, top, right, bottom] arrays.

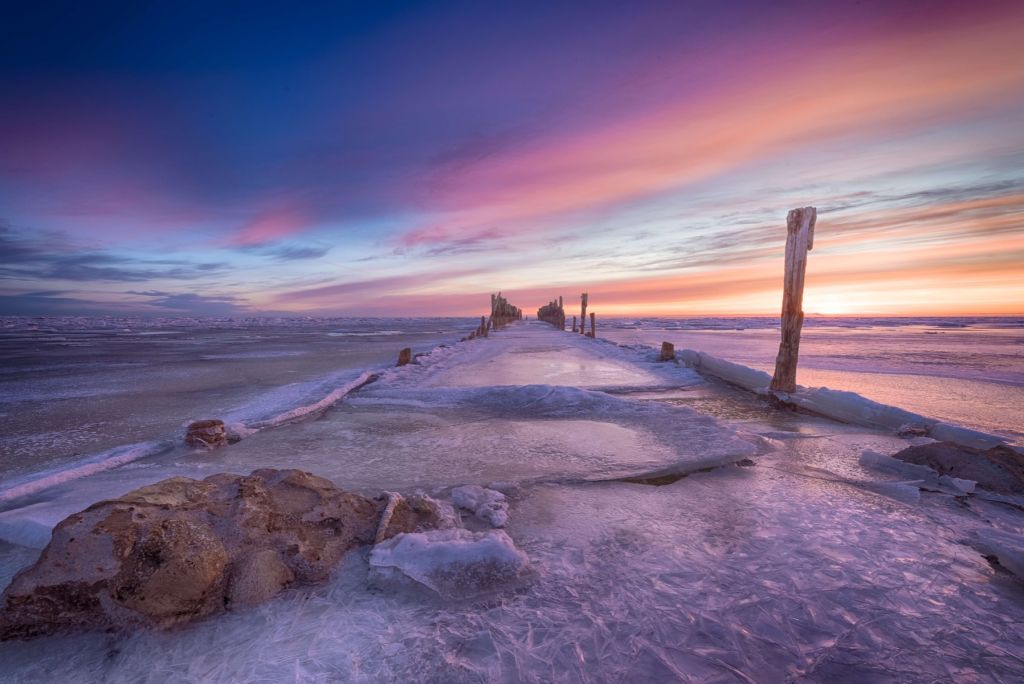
[[459, 292, 523, 343], [395, 206, 816, 394], [537, 292, 596, 338], [529, 206, 816, 396]]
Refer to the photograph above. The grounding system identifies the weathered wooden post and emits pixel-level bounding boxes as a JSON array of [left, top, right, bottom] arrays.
[[396, 347, 413, 366], [659, 341, 675, 361], [770, 206, 817, 393], [580, 293, 588, 335], [480, 315, 487, 338], [589, 312, 596, 338], [572, 315, 577, 333]]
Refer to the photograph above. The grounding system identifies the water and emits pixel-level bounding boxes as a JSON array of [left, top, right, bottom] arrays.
[[0, 317, 473, 484]]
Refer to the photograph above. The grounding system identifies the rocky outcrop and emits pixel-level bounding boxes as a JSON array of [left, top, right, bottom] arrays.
[[892, 442, 1024, 494], [0, 469, 383, 640]]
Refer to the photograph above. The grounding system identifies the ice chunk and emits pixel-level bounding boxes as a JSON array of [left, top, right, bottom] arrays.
[[791, 387, 929, 430], [680, 349, 771, 392], [860, 450, 977, 495], [971, 528, 1024, 579], [451, 485, 508, 527], [929, 422, 1006, 451], [368, 528, 530, 597], [859, 449, 937, 481]]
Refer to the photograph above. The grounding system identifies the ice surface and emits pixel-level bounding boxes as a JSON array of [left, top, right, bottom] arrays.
[[451, 485, 508, 527], [0, 440, 172, 506], [2, 321, 1024, 681], [368, 528, 530, 598], [682, 350, 1012, 450]]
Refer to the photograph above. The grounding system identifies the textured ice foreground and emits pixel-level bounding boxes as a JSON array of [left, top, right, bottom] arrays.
[[1, 321, 1023, 682]]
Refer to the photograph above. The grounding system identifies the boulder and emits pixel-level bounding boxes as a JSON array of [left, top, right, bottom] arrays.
[[0, 469, 382, 640], [185, 419, 228, 449], [374, 492, 459, 543], [891, 442, 1024, 494]]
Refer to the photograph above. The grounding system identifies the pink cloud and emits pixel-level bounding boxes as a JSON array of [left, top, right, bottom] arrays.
[[397, 5, 1024, 250]]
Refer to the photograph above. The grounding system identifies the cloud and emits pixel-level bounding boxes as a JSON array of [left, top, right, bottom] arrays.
[[138, 292, 248, 315], [236, 242, 332, 261], [0, 225, 228, 282]]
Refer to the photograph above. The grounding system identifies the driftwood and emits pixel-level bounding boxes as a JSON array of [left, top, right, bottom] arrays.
[[770, 207, 817, 393]]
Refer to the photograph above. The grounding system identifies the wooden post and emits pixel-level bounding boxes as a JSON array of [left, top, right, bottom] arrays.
[[480, 315, 487, 338], [659, 341, 675, 361], [396, 347, 413, 366], [572, 315, 577, 333], [770, 207, 817, 393], [580, 293, 588, 334], [589, 312, 595, 338]]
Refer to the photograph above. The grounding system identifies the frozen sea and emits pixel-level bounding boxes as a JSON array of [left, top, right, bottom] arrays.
[[0, 316, 1023, 682]]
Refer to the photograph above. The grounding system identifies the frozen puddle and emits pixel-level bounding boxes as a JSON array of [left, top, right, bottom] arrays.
[[1, 321, 1023, 682]]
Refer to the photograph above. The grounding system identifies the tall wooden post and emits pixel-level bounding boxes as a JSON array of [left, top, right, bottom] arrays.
[[580, 293, 588, 335], [589, 312, 596, 338], [572, 315, 577, 333], [770, 207, 817, 393]]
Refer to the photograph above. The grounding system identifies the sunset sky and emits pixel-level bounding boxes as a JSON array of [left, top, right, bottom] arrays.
[[1, 0, 1023, 317]]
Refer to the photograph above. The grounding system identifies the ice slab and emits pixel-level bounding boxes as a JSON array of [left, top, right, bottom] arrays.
[[369, 528, 530, 598]]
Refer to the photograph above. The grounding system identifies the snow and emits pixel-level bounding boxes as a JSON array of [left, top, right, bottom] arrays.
[[451, 485, 508, 527], [368, 528, 530, 598]]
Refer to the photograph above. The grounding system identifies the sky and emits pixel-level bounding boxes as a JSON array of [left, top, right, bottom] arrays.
[[1, 0, 1023, 317]]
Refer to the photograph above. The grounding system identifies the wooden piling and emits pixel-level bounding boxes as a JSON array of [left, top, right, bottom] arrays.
[[659, 341, 675, 361], [589, 312, 596, 338], [572, 315, 577, 333], [397, 347, 413, 366], [770, 207, 817, 393], [580, 293, 588, 335]]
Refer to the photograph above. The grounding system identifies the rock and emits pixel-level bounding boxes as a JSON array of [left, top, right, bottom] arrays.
[[659, 341, 676, 362], [375, 493, 459, 543], [185, 419, 228, 449], [451, 485, 508, 528], [368, 529, 530, 598], [0, 469, 382, 640], [396, 347, 412, 366], [891, 442, 1024, 494], [227, 549, 295, 607]]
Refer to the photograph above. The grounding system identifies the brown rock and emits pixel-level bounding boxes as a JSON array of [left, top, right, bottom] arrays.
[[375, 493, 456, 543], [892, 442, 1024, 494], [0, 469, 383, 640], [185, 419, 228, 449], [228, 549, 295, 607]]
